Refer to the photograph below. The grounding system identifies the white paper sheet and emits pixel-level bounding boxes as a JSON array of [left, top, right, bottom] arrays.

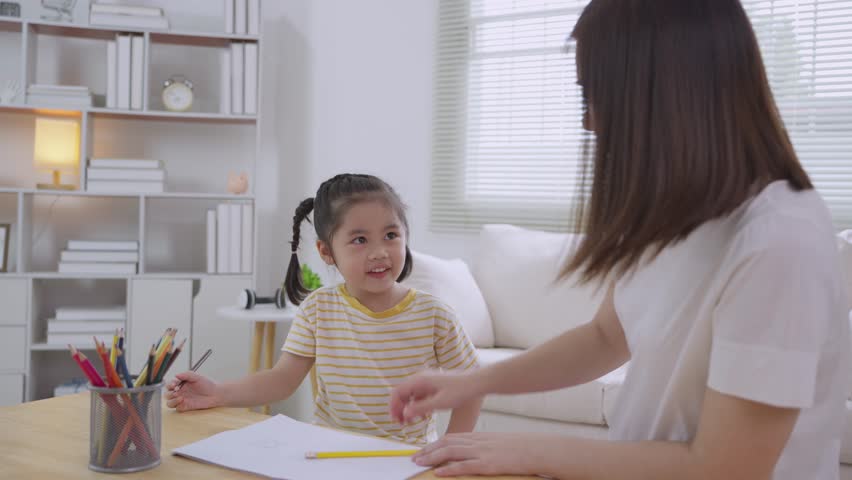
[[172, 414, 431, 480]]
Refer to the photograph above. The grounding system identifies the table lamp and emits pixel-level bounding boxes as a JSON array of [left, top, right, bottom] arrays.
[[33, 117, 79, 190]]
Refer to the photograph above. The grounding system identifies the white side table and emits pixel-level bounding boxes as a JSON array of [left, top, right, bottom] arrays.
[[217, 304, 299, 414]]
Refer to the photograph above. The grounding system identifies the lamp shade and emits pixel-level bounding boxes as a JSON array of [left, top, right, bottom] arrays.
[[33, 117, 80, 173]]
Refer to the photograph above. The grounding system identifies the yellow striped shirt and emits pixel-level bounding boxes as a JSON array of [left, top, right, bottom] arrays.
[[281, 284, 479, 445]]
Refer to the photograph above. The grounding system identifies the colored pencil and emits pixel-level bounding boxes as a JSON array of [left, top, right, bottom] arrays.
[[305, 449, 420, 459], [116, 348, 134, 389], [146, 345, 155, 386]]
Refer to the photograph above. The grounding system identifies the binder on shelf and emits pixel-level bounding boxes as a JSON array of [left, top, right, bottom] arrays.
[[248, 0, 260, 35], [91, 3, 163, 17], [116, 34, 131, 109], [58, 262, 138, 274], [216, 203, 230, 273], [87, 180, 164, 194], [87, 167, 165, 181], [89, 158, 162, 169], [90, 13, 169, 29], [224, 0, 234, 34], [230, 42, 244, 114], [106, 40, 117, 108], [130, 35, 145, 110], [55, 306, 127, 321], [244, 42, 258, 115], [207, 209, 216, 274], [67, 240, 138, 252], [61, 250, 139, 263], [48, 320, 125, 334], [46, 332, 114, 346], [228, 204, 242, 274], [220, 48, 232, 114], [234, 0, 247, 34], [241, 203, 253, 273]]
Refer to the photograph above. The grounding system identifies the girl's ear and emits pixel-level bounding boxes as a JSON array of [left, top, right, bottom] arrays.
[[316, 240, 334, 265]]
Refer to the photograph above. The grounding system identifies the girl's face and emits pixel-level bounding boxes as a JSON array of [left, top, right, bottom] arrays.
[[317, 199, 407, 303]]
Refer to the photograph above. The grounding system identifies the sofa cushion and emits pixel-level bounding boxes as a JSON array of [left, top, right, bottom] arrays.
[[404, 250, 495, 347], [474, 224, 604, 349], [477, 347, 609, 426]]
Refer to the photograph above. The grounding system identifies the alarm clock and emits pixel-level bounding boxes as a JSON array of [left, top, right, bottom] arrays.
[[162, 75, 193, 112]]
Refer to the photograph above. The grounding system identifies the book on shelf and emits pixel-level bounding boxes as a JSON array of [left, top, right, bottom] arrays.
[[89, 158, 162, 169], [229, 203, 242, 274], [86, 180, 164, 194], [224, 0, 234, 34], [46, 332, 114, 346], [90, 12, 169, 29], [87, 167, 165, 181], [235, 0, 247, 34], [54, 378, 88, 397], [57, 262, 137, 275], [26, 95, 93, 108], [91, 2, 163, 17], [117, 34, 131, 109], [60, 250, 139, 263], [66, 240, 138, 252], [230, 42, 244, 114], [216, 203, 230, 273], [27, 84, 89, 94], [241, 203, 253, 273], [58, 262, 137, 274], [47, 320, 125, 334], [130, 35, 144, 110], [248, 0, 260, 35], [220, 48, 232, 114], [207, 209, 216, 274], [244, 42, 258, 115], [106, 40, 117, 108], [55, 306, 126, 321]]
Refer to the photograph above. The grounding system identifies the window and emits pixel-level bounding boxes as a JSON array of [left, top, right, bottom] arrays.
[[432, 0, 852, 231]]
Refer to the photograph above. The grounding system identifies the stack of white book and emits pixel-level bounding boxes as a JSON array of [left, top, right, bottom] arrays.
[[58, 240, 139, 275], [224, 0, 260, 35], [46, 306, 125, 346], [86, 158, 165, 194], [220, 42, 258, 115], [105, 34, 144, 110], [207, 203, 253, 274], [89, 3, 169, 30], [27, 84, 93, 108]]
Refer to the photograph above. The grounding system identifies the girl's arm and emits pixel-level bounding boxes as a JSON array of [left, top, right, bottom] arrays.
[[414, 387, 799, 479], [219, 352, 315, 408]]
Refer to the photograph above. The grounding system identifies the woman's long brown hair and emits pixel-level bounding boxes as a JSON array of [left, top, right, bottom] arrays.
[[562, 0, 812, 285]]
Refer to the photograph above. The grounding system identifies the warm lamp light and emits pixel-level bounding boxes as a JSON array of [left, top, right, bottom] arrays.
[[34, 117, 80, 190]]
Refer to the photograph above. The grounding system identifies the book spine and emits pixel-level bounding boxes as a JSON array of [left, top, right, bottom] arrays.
[[220, 48, 232, 114], [228, 204, 241, 274], [117, 34, 131, 109], [244, 42, 258, 115], [207, 209, 217, 274], [47, 333, 114, 346], [91, 3, 163, 17], [90, 13, 169, 29], [224, 0, 234, 34], [55, 308, 127, 321], [230, 42, 244, 114], [130, 35, 144, 110], [88, 158, 161, 169], [61, 250, 140, 262], [87, 167, 165, 181], [67, 241, 138, 251], [241, 203, 253, 273], [48, 321, 125, 334], [106, 40, 117, 108], [216, 204, 230, 273], [248, 0, 260, 35], [234, 0, 247, 35]]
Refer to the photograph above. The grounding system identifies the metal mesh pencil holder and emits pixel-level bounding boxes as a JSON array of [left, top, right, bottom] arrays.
[[88, 382, 163, 473]]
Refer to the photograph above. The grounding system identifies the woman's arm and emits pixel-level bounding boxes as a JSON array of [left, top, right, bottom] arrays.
[[444, 396, 483, 434], [219, 352, 315, 407], [414, 387, 799, 479]]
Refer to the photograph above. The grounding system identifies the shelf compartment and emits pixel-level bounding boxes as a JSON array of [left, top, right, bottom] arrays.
[[23, 193, 139, 272], [0, 192, 18, 273]]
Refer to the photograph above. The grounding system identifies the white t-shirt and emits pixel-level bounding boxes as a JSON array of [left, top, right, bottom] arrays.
[[610, 180, 851, 480]]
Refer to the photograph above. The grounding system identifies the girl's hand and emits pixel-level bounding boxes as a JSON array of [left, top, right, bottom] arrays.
[[389, 370, 480, 425], [412, 433, 538, 477], [164, 371, 222, 412]]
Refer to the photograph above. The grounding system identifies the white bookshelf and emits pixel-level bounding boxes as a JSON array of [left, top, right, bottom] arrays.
[[0, 8, 263, 404]]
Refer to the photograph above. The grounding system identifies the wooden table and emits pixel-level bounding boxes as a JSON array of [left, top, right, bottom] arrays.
[[218, 304, 298, 414], [0, 393, 534, 479]]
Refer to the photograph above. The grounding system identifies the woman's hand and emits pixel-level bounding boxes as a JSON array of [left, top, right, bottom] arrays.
[[390, 370, 482, 425], [164, 371, 222, 412], [412, 433, 539, 477]]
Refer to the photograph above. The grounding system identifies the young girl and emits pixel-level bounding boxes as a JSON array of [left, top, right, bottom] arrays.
[[390, 0, 850, 478], [166, 173, 481, 445]]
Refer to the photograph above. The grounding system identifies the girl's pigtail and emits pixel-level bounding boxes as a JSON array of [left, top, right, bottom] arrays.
[[284, 197, 315, 305]]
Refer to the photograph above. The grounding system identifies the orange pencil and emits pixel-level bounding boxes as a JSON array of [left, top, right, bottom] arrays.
[[95, 338, 122, 388]]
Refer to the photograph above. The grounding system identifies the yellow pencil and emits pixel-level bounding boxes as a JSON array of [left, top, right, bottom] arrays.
[[305, 449, 419, 459]]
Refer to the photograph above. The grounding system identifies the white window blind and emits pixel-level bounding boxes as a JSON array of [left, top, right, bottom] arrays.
[[432, 0, 852, 231]]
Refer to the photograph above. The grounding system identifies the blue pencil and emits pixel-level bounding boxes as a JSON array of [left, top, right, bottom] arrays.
[[116, 348, 134, 389]]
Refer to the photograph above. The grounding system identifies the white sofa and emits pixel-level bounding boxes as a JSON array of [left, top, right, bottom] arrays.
[[406, 224, 852, 477]]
